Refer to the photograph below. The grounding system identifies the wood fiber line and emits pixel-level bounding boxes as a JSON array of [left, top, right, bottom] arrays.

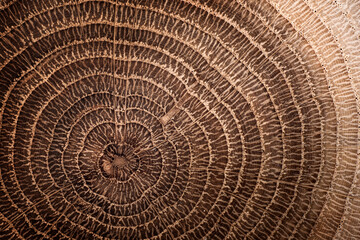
[[0, 0, 359, 239]]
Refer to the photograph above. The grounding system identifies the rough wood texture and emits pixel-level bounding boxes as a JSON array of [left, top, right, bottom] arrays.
[[0, 0, 359, 239]]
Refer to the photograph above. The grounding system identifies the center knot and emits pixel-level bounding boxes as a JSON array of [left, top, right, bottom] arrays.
[[100, 142, 140, 181], [113, 155, 128, 168]]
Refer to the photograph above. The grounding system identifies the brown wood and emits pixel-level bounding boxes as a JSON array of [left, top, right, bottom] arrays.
[[0, 0, 359, 239]]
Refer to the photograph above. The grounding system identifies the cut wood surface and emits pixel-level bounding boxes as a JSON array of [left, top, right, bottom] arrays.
[[0, 0, 359, 239]]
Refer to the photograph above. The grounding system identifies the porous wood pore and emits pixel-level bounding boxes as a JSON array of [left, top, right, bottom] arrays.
[[0, 0, 359, 239]]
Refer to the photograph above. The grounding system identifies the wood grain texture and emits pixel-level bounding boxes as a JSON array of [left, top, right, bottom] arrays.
[[0, 0, 359, 239]]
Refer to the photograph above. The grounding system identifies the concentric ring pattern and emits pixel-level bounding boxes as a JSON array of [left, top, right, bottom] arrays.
[[0, 0, 359, 239]]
